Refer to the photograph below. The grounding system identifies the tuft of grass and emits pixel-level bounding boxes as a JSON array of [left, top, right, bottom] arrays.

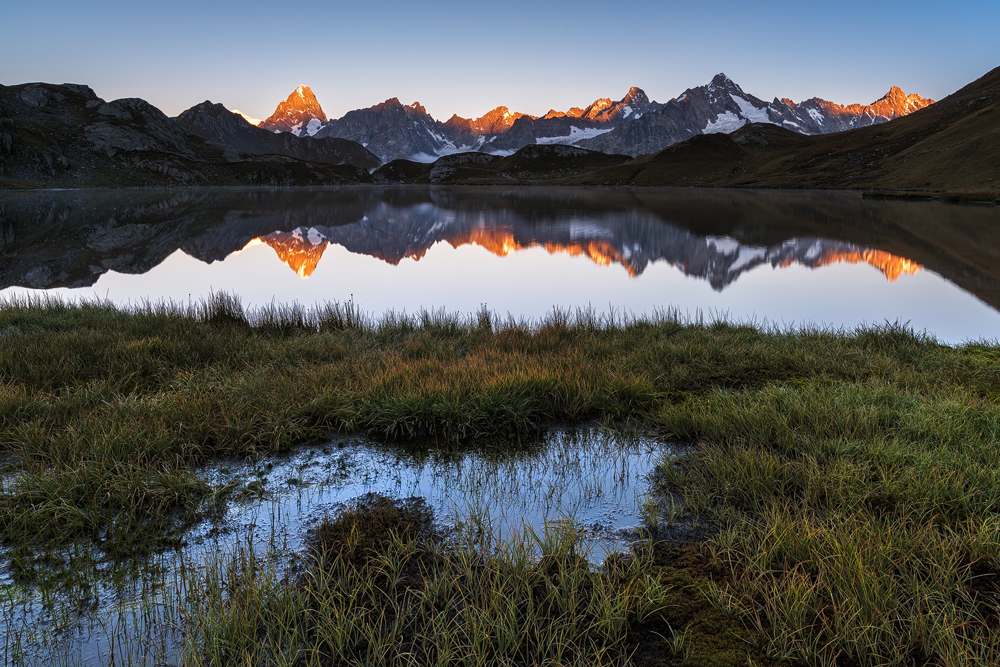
[[657, 380, 1000, 665], [181, 495, 688, 667]]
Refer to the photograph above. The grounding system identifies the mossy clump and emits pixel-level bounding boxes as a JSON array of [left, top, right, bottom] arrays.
[[311, 493, 435, 566]]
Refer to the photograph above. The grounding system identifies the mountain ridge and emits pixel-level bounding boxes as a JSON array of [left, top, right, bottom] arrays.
[[561, 65, 1000, 196], [261, 76, 930, 162]]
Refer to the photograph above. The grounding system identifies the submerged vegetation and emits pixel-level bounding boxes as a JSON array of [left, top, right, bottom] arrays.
[[2, 293, 999, 665]]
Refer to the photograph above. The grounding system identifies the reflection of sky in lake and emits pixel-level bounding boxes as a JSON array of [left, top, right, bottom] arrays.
[[16, 239, 1000, 345]]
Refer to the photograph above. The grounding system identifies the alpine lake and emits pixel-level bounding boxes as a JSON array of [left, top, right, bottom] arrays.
[[1, 186, 999, 665]]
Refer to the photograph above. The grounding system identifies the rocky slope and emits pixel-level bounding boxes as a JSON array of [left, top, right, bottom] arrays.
[[564, 65, 1000, 197], [174, 101, 381, 171], [259, 85, 328, 136], [580, 74, 934, 156], [0, 83, 373, 188], [314, 98, 453, 162]]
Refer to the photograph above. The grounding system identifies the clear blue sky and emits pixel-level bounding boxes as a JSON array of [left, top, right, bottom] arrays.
[[2, 0, 997, 122]]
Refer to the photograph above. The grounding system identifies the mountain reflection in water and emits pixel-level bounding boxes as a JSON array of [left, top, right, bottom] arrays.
[[253, 222, 923, 286], [0, 186, 998, 342]]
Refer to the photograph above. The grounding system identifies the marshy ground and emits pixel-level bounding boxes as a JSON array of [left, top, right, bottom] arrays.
[[1, 293, 999, 666]]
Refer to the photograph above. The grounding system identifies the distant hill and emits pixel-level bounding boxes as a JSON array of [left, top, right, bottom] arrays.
[[563, 65, 1000, 198], [0, 83, 372, 188]]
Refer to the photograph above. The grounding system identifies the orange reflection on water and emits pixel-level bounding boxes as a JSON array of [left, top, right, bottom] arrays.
[[255, 231, 329, 278], [811, 248, 922, 281], [453, 228, 642, 276]]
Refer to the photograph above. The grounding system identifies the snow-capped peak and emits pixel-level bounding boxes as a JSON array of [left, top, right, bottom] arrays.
[[259, 85, 328, 136]]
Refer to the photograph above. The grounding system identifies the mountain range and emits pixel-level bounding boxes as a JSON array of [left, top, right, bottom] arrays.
[[242, 77, 931, 162], [562, 65, 1000, 196], [1, 66, 996, 196]]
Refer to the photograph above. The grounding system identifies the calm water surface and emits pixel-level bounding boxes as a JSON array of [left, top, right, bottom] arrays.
[[1, 186, 998, 342]]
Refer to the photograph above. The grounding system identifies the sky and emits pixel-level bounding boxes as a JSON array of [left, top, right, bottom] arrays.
[[2, 0, 998, 122]]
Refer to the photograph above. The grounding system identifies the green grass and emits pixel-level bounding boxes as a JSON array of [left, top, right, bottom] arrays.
[[1, 292, 999, 665], [180, 494, 776, 667]]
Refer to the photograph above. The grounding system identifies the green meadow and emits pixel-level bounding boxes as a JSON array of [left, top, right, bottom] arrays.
[[1, 293, 998, 666]]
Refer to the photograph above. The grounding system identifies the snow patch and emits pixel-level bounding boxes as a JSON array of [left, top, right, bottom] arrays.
[[731, 95, 773, 125], [408, 153, 442, 164], [807, 108, 825, 125], [305, 118, 323, 136], [534, 126, 614, 145], [702, 112, 744, 134], [677, 94, 688, 102]]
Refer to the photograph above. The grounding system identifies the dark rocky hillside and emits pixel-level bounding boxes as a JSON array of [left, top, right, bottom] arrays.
[[0, 83, 372, 188]]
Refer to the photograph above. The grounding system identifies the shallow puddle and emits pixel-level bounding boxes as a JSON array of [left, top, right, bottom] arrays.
[[2, 427, 667, 666]]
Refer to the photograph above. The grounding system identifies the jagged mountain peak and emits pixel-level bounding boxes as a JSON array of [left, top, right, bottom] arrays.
[[710, 73, 733, 88], [259, 85, 328, 136], [472, 106, 532, 132], [622, 86, 649, 105]]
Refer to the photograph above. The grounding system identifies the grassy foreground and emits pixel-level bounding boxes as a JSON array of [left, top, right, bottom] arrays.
[[2, 293, 999, 666]]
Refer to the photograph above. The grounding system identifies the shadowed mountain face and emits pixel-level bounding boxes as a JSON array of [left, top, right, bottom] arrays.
[[1, 187, 998, 312]]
